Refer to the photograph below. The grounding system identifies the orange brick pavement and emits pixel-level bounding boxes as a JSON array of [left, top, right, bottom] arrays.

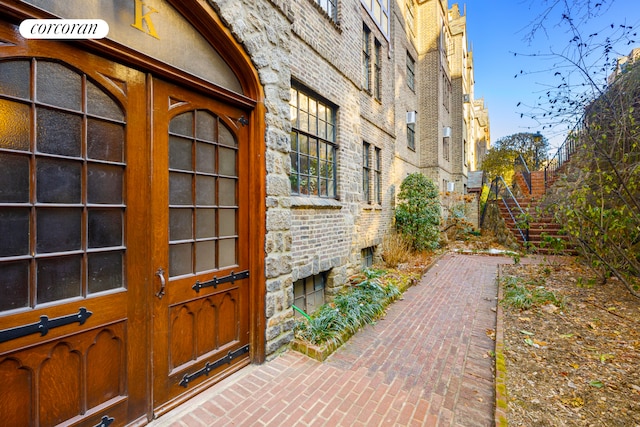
[[149, 254, 531, 427]]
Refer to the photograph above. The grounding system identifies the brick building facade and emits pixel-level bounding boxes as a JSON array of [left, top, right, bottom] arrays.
[[254, 0, 491, 357], [0, 0, 489, 423]]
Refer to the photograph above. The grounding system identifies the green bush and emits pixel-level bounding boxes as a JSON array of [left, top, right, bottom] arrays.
[[395, 173, 441, 251], [294, 268, 401, 347]]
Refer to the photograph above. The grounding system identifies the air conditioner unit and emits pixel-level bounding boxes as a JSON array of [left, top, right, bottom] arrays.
[[406, 110, 417, 124], [443, 126, 452, 138], [463, 94, 470, 103], [447, 181, 455, 192]]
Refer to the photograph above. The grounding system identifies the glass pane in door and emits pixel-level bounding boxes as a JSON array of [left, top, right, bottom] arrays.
[[0, 99, 30, 150], [0, 59, 127, 310], [167, 111, 238, 277]]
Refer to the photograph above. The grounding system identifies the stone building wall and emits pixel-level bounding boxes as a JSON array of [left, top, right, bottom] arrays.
[[392, 0, 422, 199], [449, 5, 469, 192], [286, 0, 397, 279], [416, 0, 454, 190], [483, 202, 521, 251], [212, 0, 295, 357], [212, 0, 488, 358], [214, 0, 401, 357]]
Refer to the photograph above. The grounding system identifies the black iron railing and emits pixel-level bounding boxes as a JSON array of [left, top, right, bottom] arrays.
[[480, 176, 529, 244], [544, 120, 582, 187], [514, 154, 531, 193]]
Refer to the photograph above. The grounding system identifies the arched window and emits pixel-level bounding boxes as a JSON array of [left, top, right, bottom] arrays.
[[0, 59, 125, 310]]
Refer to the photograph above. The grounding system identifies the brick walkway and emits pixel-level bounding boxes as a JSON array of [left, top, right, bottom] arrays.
[[149, 254, 517, 427]]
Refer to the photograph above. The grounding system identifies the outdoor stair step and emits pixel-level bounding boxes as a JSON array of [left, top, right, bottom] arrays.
[[496, 187, 575, 254], [492, 171, 577, 254], [501, 218, 559, 227], [529, 222, 562, 229]]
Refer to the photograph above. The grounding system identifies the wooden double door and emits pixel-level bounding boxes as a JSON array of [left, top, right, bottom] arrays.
[[0, 24, 253, 426]]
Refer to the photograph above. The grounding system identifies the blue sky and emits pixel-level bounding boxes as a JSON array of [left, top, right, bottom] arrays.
[[464, 0, 640, 150]]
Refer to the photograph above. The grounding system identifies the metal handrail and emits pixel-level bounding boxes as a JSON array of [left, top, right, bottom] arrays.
[[544, 118, 582, 187], [480, 176, 529, 244], [514, 154, 531, 193]]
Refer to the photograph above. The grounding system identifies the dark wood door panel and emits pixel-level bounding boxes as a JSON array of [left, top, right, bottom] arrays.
[[168, 286, 244, 373], [0, 293, 126, 355], [151, 78, 251, 411], [0, 322, 127, 427]]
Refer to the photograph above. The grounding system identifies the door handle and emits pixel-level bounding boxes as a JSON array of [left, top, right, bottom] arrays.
[[155, 267, 166, 299]]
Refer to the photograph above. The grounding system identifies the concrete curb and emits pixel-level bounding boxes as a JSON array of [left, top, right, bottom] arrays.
[[494, 264, 509, 427]]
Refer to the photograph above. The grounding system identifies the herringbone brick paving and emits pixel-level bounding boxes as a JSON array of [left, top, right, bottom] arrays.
[[149, 254, 529, 426]]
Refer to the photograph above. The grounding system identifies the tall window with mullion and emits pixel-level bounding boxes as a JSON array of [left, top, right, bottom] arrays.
[[363, 142, 371, 203], [374, 147, 382, 204], [362, 25, 371, 92], [290, 86, 337, 197], [374, 40, 382, 100], [407, 122, 415, 150], [361, 0, 390, 38], [406, 0, 415, 34], [406, 52, 415, 91]]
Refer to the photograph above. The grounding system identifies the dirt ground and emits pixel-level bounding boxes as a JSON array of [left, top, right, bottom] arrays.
[[500, 258, 640, 426]]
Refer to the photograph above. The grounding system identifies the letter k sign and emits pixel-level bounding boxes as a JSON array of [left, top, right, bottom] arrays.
[[131, 0, 159, 39]]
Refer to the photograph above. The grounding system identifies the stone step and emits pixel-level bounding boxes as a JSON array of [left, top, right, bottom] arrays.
[[500, 215, 560, 227], [494, 173, 576, 254], [497, 197, 574, 254]]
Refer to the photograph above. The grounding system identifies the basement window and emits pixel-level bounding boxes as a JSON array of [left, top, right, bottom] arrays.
[[294, 272, 326, 316], [362, 247, 375, 267]]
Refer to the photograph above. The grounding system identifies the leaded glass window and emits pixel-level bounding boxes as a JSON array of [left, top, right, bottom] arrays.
[[0, 59, 126, 310], [168, 110, 238, 277], [290, 86, 337, 198]]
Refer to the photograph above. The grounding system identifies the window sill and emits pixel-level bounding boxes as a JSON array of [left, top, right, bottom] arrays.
[[362, 203, 382, 211], [290, 196, 342, 209]]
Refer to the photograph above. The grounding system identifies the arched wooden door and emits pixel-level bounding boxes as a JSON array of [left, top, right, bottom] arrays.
[[0, 23, 150, 426], [150, 79, 251, 413], [0, 10, 260, 424]]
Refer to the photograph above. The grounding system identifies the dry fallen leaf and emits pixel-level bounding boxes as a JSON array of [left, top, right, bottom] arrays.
[[500, 260, 640, 426], [561, 396, 585, 407]]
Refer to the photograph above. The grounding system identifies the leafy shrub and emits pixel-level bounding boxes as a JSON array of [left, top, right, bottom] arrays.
[[395, 173, 441, 251], [294, 268, 401, 347], [550, 63, 640, 297]]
